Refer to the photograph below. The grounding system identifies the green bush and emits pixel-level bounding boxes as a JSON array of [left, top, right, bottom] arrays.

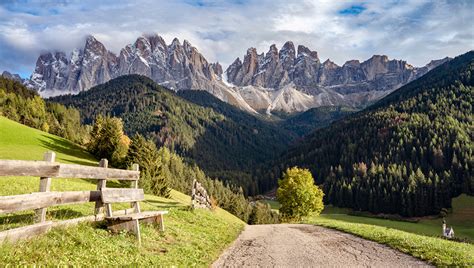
[[277, 167, 324, 220]]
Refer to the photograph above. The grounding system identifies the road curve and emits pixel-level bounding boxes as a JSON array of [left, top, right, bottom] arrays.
[[213, 224, 429, 267]]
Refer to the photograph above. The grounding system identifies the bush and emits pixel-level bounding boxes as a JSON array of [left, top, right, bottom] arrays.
[[249, 201, 279, 224], [277, 167, 324, 220]]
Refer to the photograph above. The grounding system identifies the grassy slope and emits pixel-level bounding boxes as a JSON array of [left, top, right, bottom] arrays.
[[0, 116, 245, 266]]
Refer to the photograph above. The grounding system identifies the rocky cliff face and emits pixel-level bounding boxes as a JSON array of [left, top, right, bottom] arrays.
[[226, 42, 450, 113], [26, 34, 227, 98], [26, 36, 449, 114], [1, 71, 24, 83]]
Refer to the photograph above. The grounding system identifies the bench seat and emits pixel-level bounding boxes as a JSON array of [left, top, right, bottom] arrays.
[[105, 211, 168, 221]]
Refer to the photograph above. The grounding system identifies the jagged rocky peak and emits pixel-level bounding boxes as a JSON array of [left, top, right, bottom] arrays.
[[279, 41, 296, 61], [297, 45, 319, 60], [27, 33, 227, 98], [322, 59, 339, 69], [225, 42, 450, 113], [343, 60, 361, 67], [1, 71, 23, 82]]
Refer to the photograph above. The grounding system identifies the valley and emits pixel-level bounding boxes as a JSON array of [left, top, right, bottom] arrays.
[[0, 2, 473, 265]]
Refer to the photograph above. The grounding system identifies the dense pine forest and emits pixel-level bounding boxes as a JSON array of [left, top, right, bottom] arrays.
[[262, 51, 473, 217], [53, 76, 307, 194]]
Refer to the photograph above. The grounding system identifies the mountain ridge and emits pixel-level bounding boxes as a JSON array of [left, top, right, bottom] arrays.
[[25, 34, 449, 114]]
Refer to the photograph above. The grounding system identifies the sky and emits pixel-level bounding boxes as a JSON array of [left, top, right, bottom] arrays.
[[0, 0, 473, 78]]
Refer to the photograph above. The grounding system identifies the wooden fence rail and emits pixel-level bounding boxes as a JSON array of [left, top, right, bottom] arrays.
[[0, 151, 140, 243], [0, 160, 139, 180]]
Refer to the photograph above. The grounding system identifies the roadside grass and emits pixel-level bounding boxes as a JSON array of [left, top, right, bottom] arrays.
[[320, 195, 474, 243], [305, 216, 474, 266], [0, 116, 245, 265], [266, 196, 474, 242]]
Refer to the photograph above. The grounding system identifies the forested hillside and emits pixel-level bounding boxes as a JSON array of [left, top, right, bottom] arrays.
[[263, 51, 473, 217], [178, 90, 355, 137], [0, 77, 89, 144], [281, 106, 355, 137], [52, 75, 291, 193]]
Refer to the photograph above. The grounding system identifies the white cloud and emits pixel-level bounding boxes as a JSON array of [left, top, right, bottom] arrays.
[[0, 0, 472, 78]]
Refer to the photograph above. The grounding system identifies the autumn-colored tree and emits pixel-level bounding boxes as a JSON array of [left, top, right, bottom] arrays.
[[277, 167, 324, 220]]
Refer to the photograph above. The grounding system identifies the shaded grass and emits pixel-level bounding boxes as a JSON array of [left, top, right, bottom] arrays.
[[305, 216, 474, 266], [0, 116, 245, 265]]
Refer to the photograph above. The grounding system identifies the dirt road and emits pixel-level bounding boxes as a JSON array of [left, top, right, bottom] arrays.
[[213, 224, 429, 267]]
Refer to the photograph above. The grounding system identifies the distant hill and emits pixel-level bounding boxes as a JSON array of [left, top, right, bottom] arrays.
[[281, 106, 355, 137], [264, 51, 474, 217], [52, 75, 292, 193]]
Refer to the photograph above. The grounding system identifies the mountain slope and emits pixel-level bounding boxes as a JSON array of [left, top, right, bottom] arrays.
[[226, 42, 450, 113], [52, 75, 291, 193], [0, 116, 245, 266], [264, 51, 473, 217]]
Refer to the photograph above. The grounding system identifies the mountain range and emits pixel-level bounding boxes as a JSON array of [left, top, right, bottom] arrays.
[[260, 51, 473, 216], [22, 34, 450, 114]]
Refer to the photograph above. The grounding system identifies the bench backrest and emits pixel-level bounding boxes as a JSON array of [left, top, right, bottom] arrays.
[[101, 188, 145, 204]]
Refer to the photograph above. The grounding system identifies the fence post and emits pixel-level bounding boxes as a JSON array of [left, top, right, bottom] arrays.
[[131, 164, 140, 213], [94, 159, 108, 219], [34, 151, 55, 223], [191, 179, 196, 209]]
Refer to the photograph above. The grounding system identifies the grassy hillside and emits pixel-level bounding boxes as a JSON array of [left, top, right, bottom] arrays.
[[0, 116, 245, 265]]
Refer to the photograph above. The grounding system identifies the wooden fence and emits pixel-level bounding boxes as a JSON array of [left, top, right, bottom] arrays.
[[191, 179, 212, 209], [0, 152, 140, 243]]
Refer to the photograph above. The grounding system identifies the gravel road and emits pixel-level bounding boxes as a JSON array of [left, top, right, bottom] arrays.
[[212, 224, 429, 267]]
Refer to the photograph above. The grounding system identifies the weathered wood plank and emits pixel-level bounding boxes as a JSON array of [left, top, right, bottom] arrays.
[[105, 211, 168, 221], [0, 160, 60, 177], [0, 221, 53, 243], [0, 160, 139, 180], [130, 164, 141, 214], [101, 188, 145, 203], [94, 159, 108, 218], [51, 208, 135, 228], [0, 191, 101, 214], [59, 164, 139, 180], [35, 152, 55, 223]]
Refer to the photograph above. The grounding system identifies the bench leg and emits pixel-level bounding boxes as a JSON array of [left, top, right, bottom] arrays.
[[158, 215, 165, 232], [133, 219, 141, 245]]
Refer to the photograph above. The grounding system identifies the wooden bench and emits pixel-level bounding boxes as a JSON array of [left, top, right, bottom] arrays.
[[101, 188, 168, 244]]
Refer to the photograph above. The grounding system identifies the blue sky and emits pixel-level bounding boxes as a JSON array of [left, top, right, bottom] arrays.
[[0, 0, 472, 78]]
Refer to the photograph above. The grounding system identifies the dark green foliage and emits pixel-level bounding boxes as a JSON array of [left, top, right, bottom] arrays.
[[282, 106, 355, 136], [248, 201, 279, 224], [125, 134, 170, 197], [0, 77, 89, 145], [88, 115, 129, 167], [147, 146, 275, 224], [53, 75, 293, 194], [0, 77, 38, 99], [267, 51, 474, 217]]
